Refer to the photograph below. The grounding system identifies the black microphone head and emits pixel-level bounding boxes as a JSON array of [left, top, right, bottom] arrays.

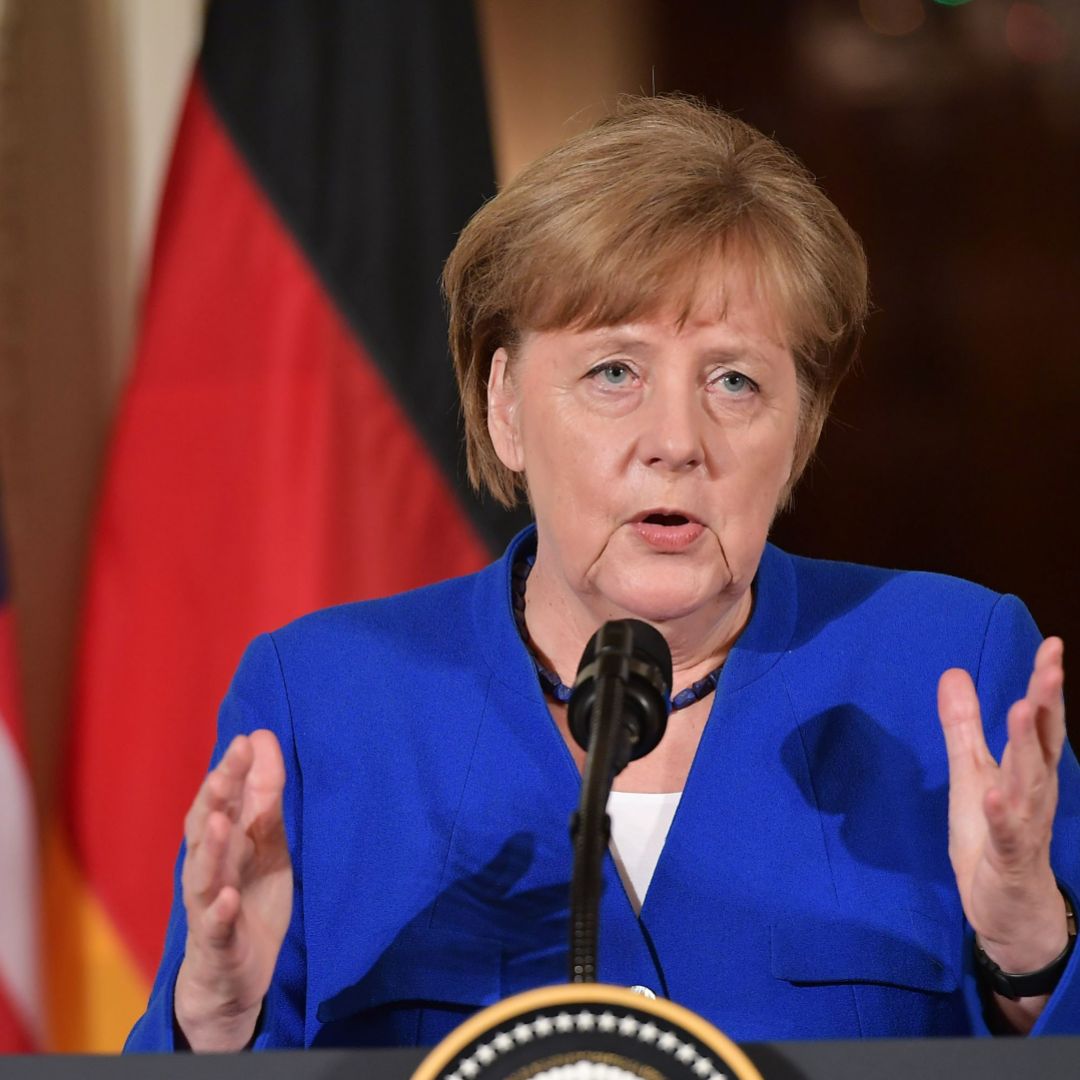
[[567, 619, 672, 762], [576, 619, 673, 689]]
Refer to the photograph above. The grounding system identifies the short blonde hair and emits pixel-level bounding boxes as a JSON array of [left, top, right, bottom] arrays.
[[443, 95, 869, 508]]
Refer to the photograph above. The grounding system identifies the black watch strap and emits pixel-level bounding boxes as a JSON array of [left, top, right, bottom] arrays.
[[974, 889, 1078, 1001]]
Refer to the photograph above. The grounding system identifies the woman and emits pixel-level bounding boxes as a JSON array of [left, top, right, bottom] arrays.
[[127, 96, 1078, 1051]]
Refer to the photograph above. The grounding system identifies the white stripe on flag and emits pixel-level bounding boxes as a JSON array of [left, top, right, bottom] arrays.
[[0, 711, 41, 1042]]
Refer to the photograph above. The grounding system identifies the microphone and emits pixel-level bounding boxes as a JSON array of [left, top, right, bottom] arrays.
[[568, 619, 672, 777], [566, 620, 672, 982]]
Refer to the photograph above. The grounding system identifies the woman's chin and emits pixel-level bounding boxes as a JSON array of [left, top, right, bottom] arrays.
[[598, 572, 727, 626]]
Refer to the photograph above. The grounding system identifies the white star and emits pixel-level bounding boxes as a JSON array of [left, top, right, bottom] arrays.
[[637, 1021, 659, 1043], [475, 1043, 496, 1065], [676, 1043, 698, 1064], [513, 1022, 535, 1043], [657, 1031, 680, 1052], [458, 1058, 480, 1079], [693, 1059, 717, 1078], [493, 1031, 514, 1053], [617, 1014, 639, 1036]]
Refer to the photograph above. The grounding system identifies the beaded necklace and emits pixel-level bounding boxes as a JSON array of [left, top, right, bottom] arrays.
[[511, 552, 725, 711]]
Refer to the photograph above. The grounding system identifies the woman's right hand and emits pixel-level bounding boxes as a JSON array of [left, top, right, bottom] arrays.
[[174, 730, 293, 1051]]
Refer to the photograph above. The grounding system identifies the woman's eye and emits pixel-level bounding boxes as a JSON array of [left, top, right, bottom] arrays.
[[590, 362, 635, 387], [713, 370, 757, 395]]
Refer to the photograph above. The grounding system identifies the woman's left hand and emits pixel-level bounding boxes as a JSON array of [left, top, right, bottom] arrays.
[[938, 636, 1069, 1025]]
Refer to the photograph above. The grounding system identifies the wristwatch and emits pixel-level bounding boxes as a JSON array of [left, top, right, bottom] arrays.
[[974, 888, 1078, 1001]]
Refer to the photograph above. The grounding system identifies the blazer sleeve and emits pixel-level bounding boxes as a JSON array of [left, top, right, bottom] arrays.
[[962, 594, 1080, 1036], [124, 632, 307, 1051]]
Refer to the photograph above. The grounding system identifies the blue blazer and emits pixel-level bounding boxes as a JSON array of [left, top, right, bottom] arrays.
[[127, 528, 1080, 1049]]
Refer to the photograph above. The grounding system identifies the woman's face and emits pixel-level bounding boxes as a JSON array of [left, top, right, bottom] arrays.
[[487, 265, 801, 626]]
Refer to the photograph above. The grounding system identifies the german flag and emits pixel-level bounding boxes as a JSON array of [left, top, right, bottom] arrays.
[[49, 0, 523, 1050]]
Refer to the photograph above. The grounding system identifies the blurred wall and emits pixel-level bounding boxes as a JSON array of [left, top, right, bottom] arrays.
[[478, 0, 654, 179]]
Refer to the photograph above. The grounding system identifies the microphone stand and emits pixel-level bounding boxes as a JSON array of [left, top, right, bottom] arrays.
[[568, 671, 631, 983], [566, 617, 670, 985]]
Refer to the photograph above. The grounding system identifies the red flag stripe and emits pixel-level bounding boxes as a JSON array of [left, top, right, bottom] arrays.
[[0, 608, 25, 759], [0, 972, 35, 1054]]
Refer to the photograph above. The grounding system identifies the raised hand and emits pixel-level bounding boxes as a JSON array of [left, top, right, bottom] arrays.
[[939, 636, 1069, 1027], [174, 730, 293, 1051]]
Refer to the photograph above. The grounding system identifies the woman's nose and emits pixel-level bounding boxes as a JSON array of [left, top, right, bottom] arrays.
[[636, 383, 707, 472]]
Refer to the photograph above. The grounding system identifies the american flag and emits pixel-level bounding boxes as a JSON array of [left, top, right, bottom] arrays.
[[0, 505, 40, 1050]]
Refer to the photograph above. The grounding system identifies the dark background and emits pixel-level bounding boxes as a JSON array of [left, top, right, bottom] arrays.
[[652, 0, 1078, 739]]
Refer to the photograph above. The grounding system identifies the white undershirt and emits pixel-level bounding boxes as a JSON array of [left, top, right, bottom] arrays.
[[607, 790, 683, 915]]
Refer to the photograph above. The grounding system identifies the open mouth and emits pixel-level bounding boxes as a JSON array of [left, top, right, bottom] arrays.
[[632, 511, 704, 551], [642, 512, 691, 527]]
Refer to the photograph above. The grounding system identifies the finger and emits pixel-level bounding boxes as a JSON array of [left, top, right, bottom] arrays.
[[983, 783, 1029, 869], [1026, 637, 1064, 707], [183, 809, 235, 912], [938, 668, 996, 779], [1029, 637, 1066, 766], [240, 730, 286, 830], [999, 698, 1053, 812], [1033, 635, 1064, 677], [200, 885, 242, 951], [983, 784, 1015, 855], [184, 736, 254, 849]]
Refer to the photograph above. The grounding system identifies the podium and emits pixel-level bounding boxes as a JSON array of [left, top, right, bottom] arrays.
[[3, 1039, 1079, 1079]]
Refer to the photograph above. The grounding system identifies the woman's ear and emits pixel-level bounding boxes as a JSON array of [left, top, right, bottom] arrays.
[[487, 347, 525, 473]]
